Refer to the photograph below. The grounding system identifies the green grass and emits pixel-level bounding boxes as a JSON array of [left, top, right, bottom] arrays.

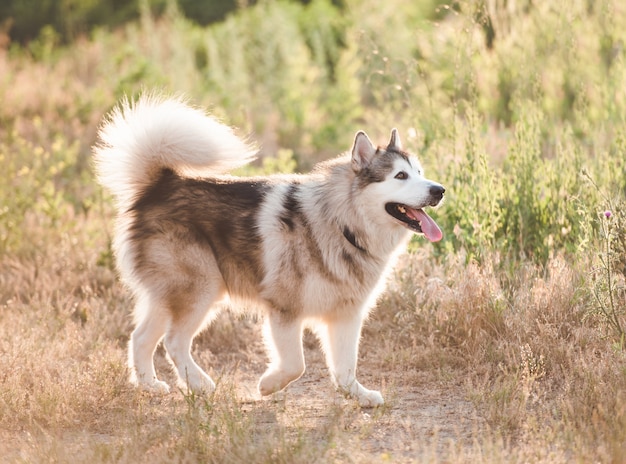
[[2, 0, 626, 462]]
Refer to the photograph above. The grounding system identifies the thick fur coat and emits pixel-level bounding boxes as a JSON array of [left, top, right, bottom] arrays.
[[94, 95, 445, 406]]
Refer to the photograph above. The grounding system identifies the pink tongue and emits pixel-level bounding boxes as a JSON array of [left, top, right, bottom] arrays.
[[408, 208, 443, 242]]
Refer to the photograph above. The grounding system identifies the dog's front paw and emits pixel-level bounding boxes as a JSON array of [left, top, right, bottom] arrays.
[[356, 388, 384, 408], [258, 367, 303, 396], [136, 378, 171, 395], [183, 374, 216, 395]]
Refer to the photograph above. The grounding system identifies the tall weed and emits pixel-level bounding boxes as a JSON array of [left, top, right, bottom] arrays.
[[583, 173, 626, 345]]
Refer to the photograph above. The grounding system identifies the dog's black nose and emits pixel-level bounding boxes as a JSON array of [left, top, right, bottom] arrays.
[[429, 185, 445, 200]]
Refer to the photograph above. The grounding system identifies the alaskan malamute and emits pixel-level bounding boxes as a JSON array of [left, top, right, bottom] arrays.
[[94, 95, 445, 407]]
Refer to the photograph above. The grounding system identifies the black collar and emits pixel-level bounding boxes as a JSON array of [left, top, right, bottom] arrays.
[[342, 226, 367, 253]]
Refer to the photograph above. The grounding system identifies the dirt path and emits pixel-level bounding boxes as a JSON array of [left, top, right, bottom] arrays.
[[134, 310, 489, 462], [194, 324, 486, 462]]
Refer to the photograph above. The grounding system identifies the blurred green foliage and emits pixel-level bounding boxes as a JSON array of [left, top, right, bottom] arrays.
[[0, 122, 94, 253], [0, 0, 346, 44], [0, 0, 625, 267], [0, 0, 147, 43]]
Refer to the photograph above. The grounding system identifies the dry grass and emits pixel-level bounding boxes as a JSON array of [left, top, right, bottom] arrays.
[[372, 250, 626, 462], [1, 210, 625, 463], [2, 1, 626, 461]]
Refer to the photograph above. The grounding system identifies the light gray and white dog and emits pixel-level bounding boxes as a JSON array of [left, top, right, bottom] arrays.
[[94, 95, 445, 407]]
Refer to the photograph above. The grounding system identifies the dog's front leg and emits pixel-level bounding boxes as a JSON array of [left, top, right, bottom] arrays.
[[258, 314, 306, 396], [323, 315, 384, 407]]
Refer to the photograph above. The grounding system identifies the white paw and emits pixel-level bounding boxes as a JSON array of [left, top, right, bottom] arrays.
[[136, 378, 171, 394], [357, 389, 384, 408], [336, 379, 384, 408], [258, 368, 302, 396], [185, 374, 216, 395]]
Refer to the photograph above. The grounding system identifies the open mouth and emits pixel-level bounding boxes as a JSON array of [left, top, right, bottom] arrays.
[[385, 202, 443, 242]]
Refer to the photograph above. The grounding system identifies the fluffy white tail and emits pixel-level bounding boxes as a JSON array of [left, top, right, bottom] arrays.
[[93, 94, 256, 210]]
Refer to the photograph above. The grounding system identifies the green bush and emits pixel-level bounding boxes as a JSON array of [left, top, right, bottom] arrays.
[[2, 0, 626, 266], [0, 128, 95, 255]]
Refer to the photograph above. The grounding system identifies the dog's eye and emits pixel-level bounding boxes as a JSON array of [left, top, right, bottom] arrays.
[[394, 171, 408, 180]]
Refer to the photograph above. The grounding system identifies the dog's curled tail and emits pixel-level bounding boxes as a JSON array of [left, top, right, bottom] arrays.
[[94, 94, 256, 210]]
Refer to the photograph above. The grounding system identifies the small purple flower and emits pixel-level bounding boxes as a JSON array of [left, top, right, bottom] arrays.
[[604, 210, 612, 219]]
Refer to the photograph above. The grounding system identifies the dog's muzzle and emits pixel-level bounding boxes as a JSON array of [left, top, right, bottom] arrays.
[[428, 184, 445, 206]]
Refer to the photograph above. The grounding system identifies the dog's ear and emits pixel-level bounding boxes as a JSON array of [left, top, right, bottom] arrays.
[[387, 128, 402, 151], [351, 131, 376, 172]]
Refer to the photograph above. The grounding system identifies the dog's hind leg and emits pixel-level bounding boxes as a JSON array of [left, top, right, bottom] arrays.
[[163, 283, 224, 394], [129, 294, 170, 393], [319, 314, 384, 407], [258, 314, 306, 396]]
